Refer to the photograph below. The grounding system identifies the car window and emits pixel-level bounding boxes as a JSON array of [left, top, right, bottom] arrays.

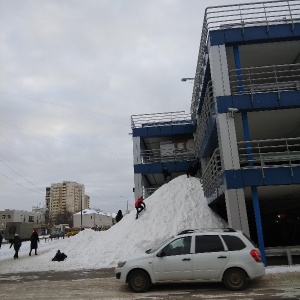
[[222, 235, 246, 251], [162, 236, 191, 256], [147, 236, 174, 254], [195, 235, 224, 253]]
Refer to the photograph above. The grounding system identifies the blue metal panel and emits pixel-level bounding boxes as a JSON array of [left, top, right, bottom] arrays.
[[134, 161, 193, 174], [208, 23, 300, 47], [217, 91, 300, 114], [225, 170, 244, 189], [216, 96, 233, 113], [209, 30, 225, 46], [160, 126, 173, 135], [268, 24, 294, 39], [243, 26, 269, 42], [242, 166, 300, 186], [252, 93, 280, 109], [224, 28, 244, 44], [147, 127, 161, 136], [132, 127, 146, 137]]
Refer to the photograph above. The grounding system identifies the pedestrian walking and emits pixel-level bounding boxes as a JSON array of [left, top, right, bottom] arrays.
[[135, 196, 146, 220], [29, 228, 40, 256], [9, 233, 22, 259], [115, 210, 123, 223], [0, 231, 3, 249]]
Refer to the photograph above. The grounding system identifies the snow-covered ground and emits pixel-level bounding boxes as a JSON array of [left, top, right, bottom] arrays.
[[1, 176, 299, 275]]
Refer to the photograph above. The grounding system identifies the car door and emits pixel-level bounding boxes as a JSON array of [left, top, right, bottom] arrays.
[[152, 236, 193, 281], [192, 234, 229, 280]]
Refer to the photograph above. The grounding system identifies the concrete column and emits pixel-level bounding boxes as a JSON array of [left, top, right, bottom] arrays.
[[134, 173, 142, 200], [132, 136, 141, 165]]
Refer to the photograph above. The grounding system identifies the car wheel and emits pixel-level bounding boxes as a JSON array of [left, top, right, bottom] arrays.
[[128, 269, 150, 293], [223, 268, 248, 291]]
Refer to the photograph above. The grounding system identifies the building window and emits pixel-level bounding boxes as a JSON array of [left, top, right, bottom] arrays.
[[2, 215, 5, 220], [7, 215, 11, 219]]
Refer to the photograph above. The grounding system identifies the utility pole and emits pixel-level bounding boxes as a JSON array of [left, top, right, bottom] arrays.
[[80, 189, 83, 230]]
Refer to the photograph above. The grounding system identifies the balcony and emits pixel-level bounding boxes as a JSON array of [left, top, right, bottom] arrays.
[[141, 148, 196, 164], [201, 137, 300, 199], [229, 63, 300, 96], [131, 111, 192, 129]]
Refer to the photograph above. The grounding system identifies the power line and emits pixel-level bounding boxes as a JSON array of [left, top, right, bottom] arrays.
[[0, 121, 131, 157], [0, 89, 128, 120], [0, 170, 44, 195], [0, 157, 44, 192]]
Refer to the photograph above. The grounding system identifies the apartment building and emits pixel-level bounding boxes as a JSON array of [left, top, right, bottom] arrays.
[[49, 181, 89, 223]]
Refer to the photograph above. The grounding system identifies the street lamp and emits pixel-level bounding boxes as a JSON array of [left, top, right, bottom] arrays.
[[181, 77, 195, 82], [120, 196, 130, 214]]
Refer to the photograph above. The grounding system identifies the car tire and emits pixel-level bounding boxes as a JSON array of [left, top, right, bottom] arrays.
[[128, 269, 150, 293], [223, 268, 248, 291]]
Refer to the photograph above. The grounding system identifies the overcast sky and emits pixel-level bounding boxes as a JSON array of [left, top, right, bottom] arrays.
[[0, 0, 256, 214]]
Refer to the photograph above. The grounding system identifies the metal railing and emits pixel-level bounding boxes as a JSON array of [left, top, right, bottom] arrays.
[[131, 111, 192, 129], [200, 148, 223, 197], [190, 0, 300, 120], [141, 148, 196, 164], [238, 137, 300, 173], [194, 81, 215, 153], [229, 63, 300, 96]]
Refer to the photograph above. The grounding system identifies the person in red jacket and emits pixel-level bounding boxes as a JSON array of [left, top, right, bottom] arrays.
[[135, 196, 146, 219]]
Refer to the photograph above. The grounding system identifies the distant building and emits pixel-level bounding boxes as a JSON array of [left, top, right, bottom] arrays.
[[73, 209, 112, 228], [0, 209, 45, 231], [48, 181, 89, 224]]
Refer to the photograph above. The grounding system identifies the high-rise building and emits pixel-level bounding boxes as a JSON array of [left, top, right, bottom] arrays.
[[49, 181, 88, 223]]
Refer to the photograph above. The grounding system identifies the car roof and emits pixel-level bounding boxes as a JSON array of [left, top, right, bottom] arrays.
[[177, 228, 241, 236]]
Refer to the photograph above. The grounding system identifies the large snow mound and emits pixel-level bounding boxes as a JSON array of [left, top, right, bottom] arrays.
[[0, 175, 227, 274]]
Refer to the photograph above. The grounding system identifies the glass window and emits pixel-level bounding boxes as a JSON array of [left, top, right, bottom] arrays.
[[222, 235, 246, 251], [162, 236, 192, 256], [195, 235, 224, 253], [2, 215, 5, 220]]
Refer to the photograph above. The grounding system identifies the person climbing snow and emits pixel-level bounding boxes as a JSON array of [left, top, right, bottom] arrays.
[[135, 196, 146, 220], [162, 166, 172, 182], [115, 210, 123, 223]]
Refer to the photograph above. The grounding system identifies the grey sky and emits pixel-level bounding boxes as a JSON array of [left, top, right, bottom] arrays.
[[0, 0, 256, 214]]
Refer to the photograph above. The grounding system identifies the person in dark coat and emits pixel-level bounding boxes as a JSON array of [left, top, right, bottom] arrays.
[[115, 210, 123, 223], [187, 160, 200, 178], [9, 233, 22, 259], [162, 166, 172, 182], [52, 250, 67, 262], [29, 229, 40, 256], [0, 231, 3, 249]]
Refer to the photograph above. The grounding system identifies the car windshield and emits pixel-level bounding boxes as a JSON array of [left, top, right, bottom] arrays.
[[145, 236, 174, 254]]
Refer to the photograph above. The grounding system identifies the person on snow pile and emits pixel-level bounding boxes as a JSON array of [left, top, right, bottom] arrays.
[[52, 250, 67, 262], [0, 231, 3, 249], [162, 166, 172, 182], [135, 196, 146, 220], [187, 159, 200, 178], [10, 233, 22, 259], [115, 210, 123, 223], [29, 228, 40, 256]]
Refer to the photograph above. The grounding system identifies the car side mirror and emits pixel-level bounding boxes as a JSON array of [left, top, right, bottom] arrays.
[[156, 250, 166, 257]]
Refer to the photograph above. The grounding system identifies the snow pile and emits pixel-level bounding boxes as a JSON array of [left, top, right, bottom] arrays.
[[1, 175, 225, 273]]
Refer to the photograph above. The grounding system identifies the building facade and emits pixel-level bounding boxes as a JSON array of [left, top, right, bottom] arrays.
[[0, 209, 45, 232], [49, 181, 89, 224], [132, 111, 197, 199], [131, 0, 300, 262], [73, 209, 112, 228]]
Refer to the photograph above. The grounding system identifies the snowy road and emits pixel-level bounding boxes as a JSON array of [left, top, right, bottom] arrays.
[[0, 269, 300, 300]]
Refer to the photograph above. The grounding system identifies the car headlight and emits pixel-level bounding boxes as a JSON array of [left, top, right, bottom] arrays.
[[116, 261, 126, 268]]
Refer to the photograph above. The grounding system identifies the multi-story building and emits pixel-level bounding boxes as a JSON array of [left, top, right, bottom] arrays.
[[131, 0, 300, 264], [190, 0, 300, 263], [49, 181, 88, 223], [131, 111, 197, 199]]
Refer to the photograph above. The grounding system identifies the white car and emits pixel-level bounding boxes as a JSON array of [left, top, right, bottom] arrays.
[[115, 228, 265, 292]]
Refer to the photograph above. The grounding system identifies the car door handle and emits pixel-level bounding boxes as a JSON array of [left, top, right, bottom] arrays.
[[182, 258, 191, 261], [218, 256, 227, 259]]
